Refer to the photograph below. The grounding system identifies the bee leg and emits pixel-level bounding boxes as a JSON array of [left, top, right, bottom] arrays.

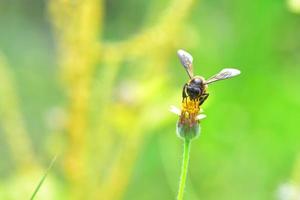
[[182, 83, 188, 102], [199, 93, 209, 105]]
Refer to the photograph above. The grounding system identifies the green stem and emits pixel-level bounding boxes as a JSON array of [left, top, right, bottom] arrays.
[[177, 139, 191, 200], [30, 155, 57, 200]]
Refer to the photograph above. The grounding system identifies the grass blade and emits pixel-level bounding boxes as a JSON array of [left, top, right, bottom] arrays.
[[30, 155, 57, 200]]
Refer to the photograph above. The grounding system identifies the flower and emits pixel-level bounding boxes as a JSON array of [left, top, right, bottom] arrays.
[[170, 97, 206, 140]]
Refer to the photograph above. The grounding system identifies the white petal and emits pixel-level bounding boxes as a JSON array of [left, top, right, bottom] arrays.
[[170, 105, 181, 116], [196, 114, 207, 120]]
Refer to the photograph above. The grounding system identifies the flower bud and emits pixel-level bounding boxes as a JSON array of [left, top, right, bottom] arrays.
[[176, 119, 201, 140], [170, 105, 205, 140]]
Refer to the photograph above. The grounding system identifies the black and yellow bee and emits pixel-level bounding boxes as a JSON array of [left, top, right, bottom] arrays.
[[177, 49, 241, 117]]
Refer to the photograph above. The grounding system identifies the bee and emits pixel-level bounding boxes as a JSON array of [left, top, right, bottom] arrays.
[[177, 49, 241, 108]]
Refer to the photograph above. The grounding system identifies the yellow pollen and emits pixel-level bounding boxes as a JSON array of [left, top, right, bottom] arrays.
[[181, 97, 200, 116]]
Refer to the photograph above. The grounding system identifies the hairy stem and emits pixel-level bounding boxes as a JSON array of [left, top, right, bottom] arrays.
[[177, 139, 191, 200]]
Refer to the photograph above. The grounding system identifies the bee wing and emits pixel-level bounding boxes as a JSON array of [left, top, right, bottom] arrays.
[[205, 68, 241, 84], [177, 49, 194, 79]]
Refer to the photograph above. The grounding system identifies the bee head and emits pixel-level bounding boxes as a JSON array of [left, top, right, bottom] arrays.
[[186, 76, 205, 99]]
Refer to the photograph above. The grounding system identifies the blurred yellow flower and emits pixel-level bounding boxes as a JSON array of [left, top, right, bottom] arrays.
[[287, 0, 300, 13]]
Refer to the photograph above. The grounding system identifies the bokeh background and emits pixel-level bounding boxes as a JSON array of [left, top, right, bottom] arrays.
[[1, 0, 300, 199]]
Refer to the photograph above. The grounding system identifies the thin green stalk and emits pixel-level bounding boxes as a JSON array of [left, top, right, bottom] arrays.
[[30, 155, 57, 200], [177, 139, 191, 200]]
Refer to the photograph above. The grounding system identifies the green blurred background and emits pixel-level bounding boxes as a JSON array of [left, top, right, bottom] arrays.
[[1, 0, 300, 199]]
